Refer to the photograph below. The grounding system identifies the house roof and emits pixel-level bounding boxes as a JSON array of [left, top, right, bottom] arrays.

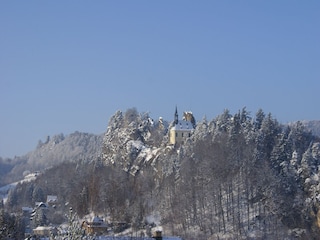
[[33, 226, 53, 231], [83, 216, 108, 227], [47, 195, 57, 203], [171, 120, 194, 131], [35, 202, 47, 208], [22, 207, 33, 212], [92, 216, 104, 223]]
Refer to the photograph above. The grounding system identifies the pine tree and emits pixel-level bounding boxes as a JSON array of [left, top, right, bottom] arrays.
[[255, 108, 265, 130], [0, 210, 15, 239]]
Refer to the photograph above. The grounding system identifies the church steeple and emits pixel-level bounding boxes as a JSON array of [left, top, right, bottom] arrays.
[[174, 106, 179, 125], [169, 106, 195, 145]]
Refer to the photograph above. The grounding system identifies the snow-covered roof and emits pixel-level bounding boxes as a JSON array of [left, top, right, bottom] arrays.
[[47, 195, 57, 203], [171, 120, 194, 131], [22, 207, 33, 212], [33, 226, 53, 231], [86, 216, 108, 227], [92, 216, 104, 223], [35, 202, 47, 208]]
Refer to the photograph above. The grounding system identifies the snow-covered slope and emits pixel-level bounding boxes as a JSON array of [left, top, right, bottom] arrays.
[[302, 120, 320, 137], [1, 131, 103, 185], [102, 109, 171, 175], [4, 108, 320, 239], [0, 172, 37, 203], [28, 131, 102, 166]]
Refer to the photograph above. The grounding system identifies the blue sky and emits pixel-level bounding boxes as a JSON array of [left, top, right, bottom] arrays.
[[1, 1, 319, 158]]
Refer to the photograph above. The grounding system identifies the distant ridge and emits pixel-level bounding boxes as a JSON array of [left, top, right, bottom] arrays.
[[301, 120, 320, 137], [0, 131, 103, 186]]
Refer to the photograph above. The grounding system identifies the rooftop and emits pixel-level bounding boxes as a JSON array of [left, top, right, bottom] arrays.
[[171, 120, 194, 131]]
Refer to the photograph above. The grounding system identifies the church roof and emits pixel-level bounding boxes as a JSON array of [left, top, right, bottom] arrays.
[[171, 120, 194, 131]]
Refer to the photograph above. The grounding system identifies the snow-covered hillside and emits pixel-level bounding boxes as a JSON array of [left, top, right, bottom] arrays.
[[0, 172, 37, 203], [0, 131, 103, 186], [2, 108, 320, 239], [102, 109, 172, 175], [302, 120, 320, 137]]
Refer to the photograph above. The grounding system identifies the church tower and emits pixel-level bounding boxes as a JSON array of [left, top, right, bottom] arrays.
[[169, 106, 195, 145], [174, 106, 179, 125]]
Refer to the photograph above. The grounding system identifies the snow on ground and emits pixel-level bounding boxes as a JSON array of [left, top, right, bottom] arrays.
[[0, 173, 37, 203], [95, 237, 181, 240], [140, 146, 160, 163]]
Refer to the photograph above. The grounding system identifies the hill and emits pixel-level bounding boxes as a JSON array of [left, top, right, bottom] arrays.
[[2, 108, 320, 239], [0, 131, 103, 186], [302, 120, 320, 138]]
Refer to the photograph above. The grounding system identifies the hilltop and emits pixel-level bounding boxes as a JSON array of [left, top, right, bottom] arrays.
[[2, 108, 320, 239], [302, 120, 320, 138]]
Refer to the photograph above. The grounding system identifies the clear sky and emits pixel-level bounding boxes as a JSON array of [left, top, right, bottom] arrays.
[[1, 1, 319, 158]]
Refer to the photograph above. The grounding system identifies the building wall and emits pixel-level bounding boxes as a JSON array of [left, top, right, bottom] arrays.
[[170, 129, 191, 145], [169, 128, 176, 145]]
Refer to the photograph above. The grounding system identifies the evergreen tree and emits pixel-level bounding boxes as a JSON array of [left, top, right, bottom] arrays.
[[32, 186, 45, 203], [0, 210, 15, 239], [255, 108, 265, 130]]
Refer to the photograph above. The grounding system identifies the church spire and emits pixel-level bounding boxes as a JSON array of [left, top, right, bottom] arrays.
[[174, 106, 178, 125]]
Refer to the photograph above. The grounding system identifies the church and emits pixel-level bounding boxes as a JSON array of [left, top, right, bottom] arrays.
[[169, 107, 195, 145]]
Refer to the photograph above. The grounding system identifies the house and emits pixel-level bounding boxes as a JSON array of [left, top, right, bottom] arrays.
[[46, 195, 58, 207], [33, 226, 57, 237], [82, 216, 108, 235], [35, 201, 48, 208], [169, 107, 195, 145], [22, 206, 33, 214]]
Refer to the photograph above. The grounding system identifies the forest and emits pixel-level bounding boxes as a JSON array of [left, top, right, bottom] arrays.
[[2, 108, 320, 239]]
